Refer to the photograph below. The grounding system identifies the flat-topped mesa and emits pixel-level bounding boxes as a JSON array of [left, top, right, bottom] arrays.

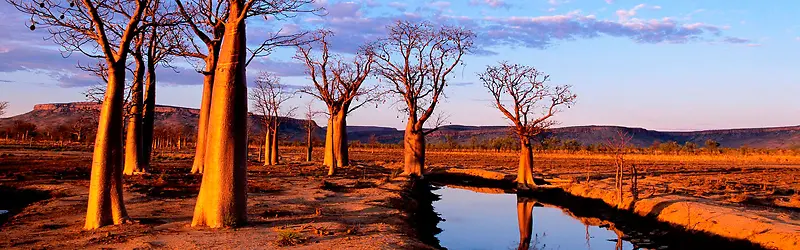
[[32, 102, 200, 115], [33, 102, 102, 112]]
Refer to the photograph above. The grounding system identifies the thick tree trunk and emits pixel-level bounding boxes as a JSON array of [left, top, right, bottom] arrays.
[[123, 57, 145, 175], [517, 137, 536, 188], [269, 122, 279, 165], [403, 123, 425, 176], [191, 9, 248, 228], [141, 62, 156, 169], [263, 124, 272, 166], [85, 64, 129, 230], [516, 196, 534, 250], [324, 111, 348, 175], [191, 54, 217, 174]]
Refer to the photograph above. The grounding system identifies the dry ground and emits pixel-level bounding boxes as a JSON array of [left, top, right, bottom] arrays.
[[347, 147, 800, 213], [0, 147, 429, 249], [2, 144, 800, 249]]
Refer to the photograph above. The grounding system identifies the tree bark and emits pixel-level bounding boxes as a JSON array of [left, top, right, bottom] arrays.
[[324, 111, 348, 175], [517, 137, 536, 188], [191, 52, 218, 174], [263, 124, 272, 166], [269, 121, 279, 165], [85, 64, 129, 230], [141, 59, 156, 169], [191, 5, 248, 227], [403, 122, 425, 176], [516, 196, 534, 250], [123, 56, 145, 175]]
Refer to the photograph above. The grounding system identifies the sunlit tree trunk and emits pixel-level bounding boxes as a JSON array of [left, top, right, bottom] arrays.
[[263, 124, 272, 166], [517, 137, 536, 188], [192, 3, 248, 227], [85, 64, 129, 230], [269, 120, 279, 165], [123, 55, 145, 175], [192, 52, 218, 174], [403, 121, 425, 176], [516, 196, 534, 250], [141, 58, 156, 169], [324, 110, 348, 175]]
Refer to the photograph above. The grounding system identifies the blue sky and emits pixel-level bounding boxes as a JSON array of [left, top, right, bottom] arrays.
[[1, 0, 798, 131]]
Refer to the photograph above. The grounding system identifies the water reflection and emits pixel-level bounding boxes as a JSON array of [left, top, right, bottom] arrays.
[[516, 196, 534, 250], [432, 186, 635, 250]]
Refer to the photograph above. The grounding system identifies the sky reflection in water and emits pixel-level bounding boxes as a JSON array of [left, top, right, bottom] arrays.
[[432, 186, 635, 250]]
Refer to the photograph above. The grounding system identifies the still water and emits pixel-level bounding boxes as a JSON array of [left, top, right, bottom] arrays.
[[432, 186, 635, 250]]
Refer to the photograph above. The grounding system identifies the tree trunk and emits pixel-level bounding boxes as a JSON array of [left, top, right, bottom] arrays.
[[403, 123, 425, 176], [516, 196, 534, 250], [305, 121, 313, 162], [324, 111, 348, 175], [85, 64, 129, 230], [517, 137, 536, 188], [263, 124, 272, 166], [140, 65, 155, 169], [191, 7, 248, 228], [269, 123, 279, 165], [191, 52, 218, 174], [123, 57, 145, 175]]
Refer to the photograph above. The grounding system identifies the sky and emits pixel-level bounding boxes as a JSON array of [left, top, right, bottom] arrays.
[[0, 0, 799, 131]]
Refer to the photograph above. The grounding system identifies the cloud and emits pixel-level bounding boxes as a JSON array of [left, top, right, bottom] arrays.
[[605, 0, 614, 4], [469, 0, 510, 9], [387, 2, 407, 11], [723, 37, 750, 44], [428, 1, 451, 10], [615, 4, 661, 21], [548, 0, 569, 6]]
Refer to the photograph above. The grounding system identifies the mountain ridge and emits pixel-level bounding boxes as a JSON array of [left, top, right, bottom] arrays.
[[2, 102, 798, 148]]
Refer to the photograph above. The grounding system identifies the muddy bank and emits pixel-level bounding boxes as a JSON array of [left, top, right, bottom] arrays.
[[426, 169, 794, 250], [561, 182, 800, 250]]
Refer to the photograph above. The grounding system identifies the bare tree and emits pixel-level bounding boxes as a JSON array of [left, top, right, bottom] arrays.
[[303, 101, 320, 162], [605, 131, 633, 208], [7, 0, 154, 229], [187, 0, 316, 228], [480, 62, 576, 189], [177, 0, 316, 174], [297, 31, 378, 175], [373, 21, 474, 176], [0, 101, 8, 117], [250, 72, 296, 165], [123, 35, 148, 175]]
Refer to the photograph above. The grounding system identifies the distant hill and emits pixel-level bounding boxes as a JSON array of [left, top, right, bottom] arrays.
[[2, 102, 799, 148], [0, 102, 322, 142]]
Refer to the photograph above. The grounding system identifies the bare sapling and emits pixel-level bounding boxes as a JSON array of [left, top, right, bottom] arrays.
[[605, 130, 633, 208], [250, 72, 297, 166]]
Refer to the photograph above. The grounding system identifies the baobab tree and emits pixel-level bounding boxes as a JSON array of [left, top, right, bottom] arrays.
[[188, 0, 315, 228], [250, 72, 296, 165], [177, 0, 315, 174], [373, 21, 474, 176], [297, 31, 378, 175], [123, 37, 147, 175], [479, 62, 576, 188], [8, 0, 153, 229]]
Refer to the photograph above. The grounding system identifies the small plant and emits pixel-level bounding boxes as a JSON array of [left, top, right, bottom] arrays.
[[276, 229, 306, 246]]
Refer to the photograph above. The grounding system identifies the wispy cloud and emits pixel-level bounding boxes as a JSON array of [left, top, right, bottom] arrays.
[[468, 0, 510, 9]]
